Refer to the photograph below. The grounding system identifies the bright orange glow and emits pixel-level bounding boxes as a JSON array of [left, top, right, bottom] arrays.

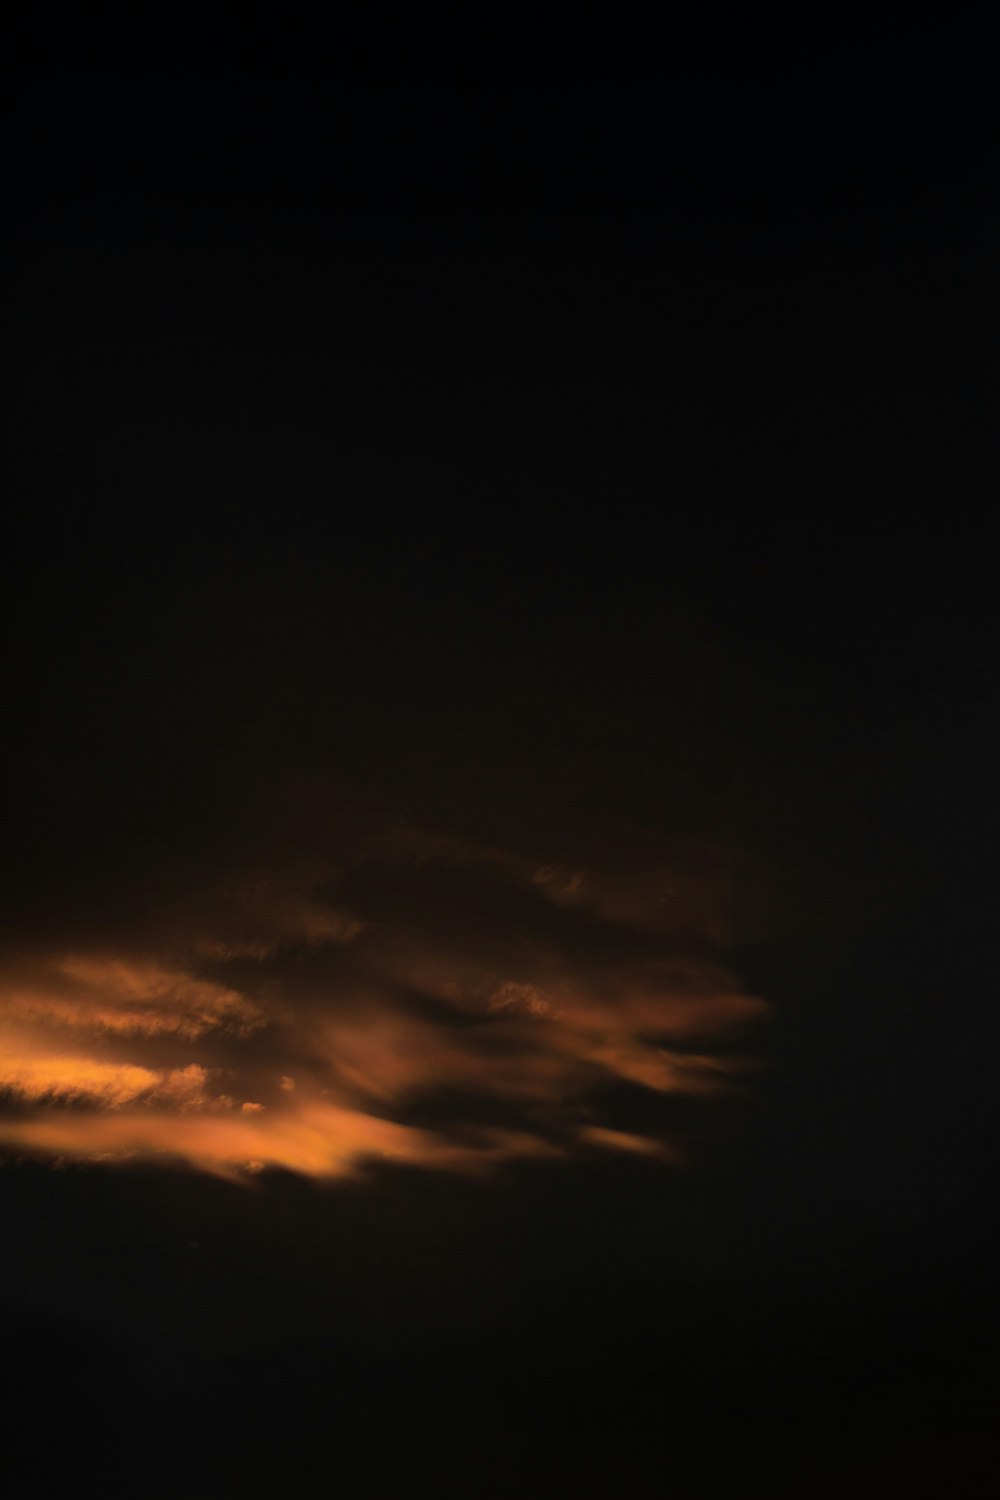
[[0, 1101, 564, 1180], [3, 957, 263, 1037], [1, 1052, 189, 1108], [0, 831, 766, 1182]]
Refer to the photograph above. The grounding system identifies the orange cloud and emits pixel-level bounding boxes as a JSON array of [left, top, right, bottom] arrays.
[[0, 822, 767, 1183], [303, 973, 755, 1116], [0, 1100, 563, 1181], [0, 1047, 212, 1109], [577, 1126, 679, 1159], [3, 956, 263, 1038]]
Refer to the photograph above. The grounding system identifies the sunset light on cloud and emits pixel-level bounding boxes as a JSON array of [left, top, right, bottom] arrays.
[[6, 40, 989, 1496], [0, 805, 766, 1182]]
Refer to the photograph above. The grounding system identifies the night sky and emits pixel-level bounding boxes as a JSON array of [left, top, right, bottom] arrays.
[[3, 14, 997, 1498]]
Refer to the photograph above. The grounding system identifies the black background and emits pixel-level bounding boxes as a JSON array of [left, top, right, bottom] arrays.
[[3, 11, 997, 1497]]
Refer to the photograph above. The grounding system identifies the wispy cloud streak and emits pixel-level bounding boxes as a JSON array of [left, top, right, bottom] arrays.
[[0, 812, 766, 1181]]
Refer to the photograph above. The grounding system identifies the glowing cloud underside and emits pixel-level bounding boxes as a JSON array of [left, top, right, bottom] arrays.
[[0, 835, 766, 1181]]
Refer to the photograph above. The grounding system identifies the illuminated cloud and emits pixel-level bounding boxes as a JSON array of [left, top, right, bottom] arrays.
[[0, 1046, 212, 1110], [2, 957, 263, 1038], [187, 873, 364, 959], [577, 1126, 679, 1159], [0, 810, 767, 1183], [0, 1102, 564, 1181]]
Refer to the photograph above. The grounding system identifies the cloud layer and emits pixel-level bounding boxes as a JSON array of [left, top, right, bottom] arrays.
[[0, 799, 765, 1181]]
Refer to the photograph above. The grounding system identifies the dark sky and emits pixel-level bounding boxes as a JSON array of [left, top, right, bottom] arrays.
[[2, 14, 997, 1499]]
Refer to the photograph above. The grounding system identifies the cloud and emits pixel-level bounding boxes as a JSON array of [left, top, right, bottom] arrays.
[[187, 874, 364, 959], [577, 1126, 679, 1159], [0, 803, 767, 1182], [0, 1101, 563, 1181], [0, 1045, 212, 1110], [2, 956, 264, 1038]]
